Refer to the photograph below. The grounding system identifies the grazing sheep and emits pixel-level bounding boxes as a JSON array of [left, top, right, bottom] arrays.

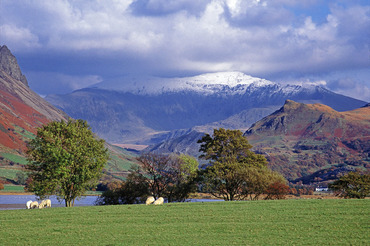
[[45, 199, 51, 208], [30, 201, 39, 209], [153, 197, 164, 205], [26, 200, 32, 209], [39, 199, 51, 208], [146, 196, 155, 205]]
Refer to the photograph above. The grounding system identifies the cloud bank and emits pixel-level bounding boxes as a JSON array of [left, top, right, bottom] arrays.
[[0, 0, 369, 101]]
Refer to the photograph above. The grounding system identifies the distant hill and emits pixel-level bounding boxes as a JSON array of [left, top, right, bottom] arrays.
[[46, 72, 366, 145], [0, 45, 138, 184], [147, 100, 369, 183], [244, 100, 370, 181]]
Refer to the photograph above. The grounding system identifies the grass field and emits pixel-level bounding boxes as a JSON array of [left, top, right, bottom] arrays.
[[1, 184, 25, 192], [0, 199, 368, 245]]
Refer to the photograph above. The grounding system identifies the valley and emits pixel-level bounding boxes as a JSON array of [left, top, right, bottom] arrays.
[[0, 45, 369, 187]]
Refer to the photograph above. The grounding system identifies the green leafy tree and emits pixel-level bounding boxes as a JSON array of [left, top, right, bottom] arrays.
[[16, 172, 27, 185], [198, 128, 267, 168], [178, 154, 198, 179], [329, 172, 370, 199], [26, 119, 109, 207], [198, 128, 285, 201]]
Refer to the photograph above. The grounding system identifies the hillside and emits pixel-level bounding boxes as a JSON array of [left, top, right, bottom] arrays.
[[0, 45, 69, 156], [0, 45, 138, 184], [46, 72, 366, 145], [244, 100, 370, 181], [147, 100, 369, 183]]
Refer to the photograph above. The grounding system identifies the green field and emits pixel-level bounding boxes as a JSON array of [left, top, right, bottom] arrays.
[[0, 199, 368, 245], [1, 184, 25, 192]]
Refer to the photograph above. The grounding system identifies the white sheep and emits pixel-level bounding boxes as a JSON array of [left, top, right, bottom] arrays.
[[26, 200, 32, 209], [30, 201, 39, 209], [145, 196, 155, 205], [39, 199, 51, 208], [153, 197, 164, 205]]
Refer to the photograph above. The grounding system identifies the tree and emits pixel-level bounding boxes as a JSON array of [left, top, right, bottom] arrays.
[[96, 166, 150, 205], [198, 128, 266, 167], [178, 154, 198, 179], [0, 182, 4, 191], [198, 128, 285, 201], [329, 172, 369, 199], [265, 181, 290, 200], [137, 153, 198, 202], [16, 172, 27, 185], [26, 119, 109, 207]]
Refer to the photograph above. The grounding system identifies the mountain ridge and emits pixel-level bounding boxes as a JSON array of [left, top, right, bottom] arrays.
[[244, 100, 370, 181], [47, 73, 367, 145]]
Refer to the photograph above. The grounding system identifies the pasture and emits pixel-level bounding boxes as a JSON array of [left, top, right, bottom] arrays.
[[0, 199, 368, 245]]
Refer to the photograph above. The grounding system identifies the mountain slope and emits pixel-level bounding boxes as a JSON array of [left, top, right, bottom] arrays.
[[46, 72, 366, 145], [0, 45, 69, 154], [244, 100, 370, 181], [0, 45, 138, 184]]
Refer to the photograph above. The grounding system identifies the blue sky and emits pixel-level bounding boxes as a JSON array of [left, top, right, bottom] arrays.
[[1, 0, 369, 101]]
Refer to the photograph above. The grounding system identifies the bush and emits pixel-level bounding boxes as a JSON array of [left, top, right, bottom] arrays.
[[96, 170, 149, 205], [265, 182, 290, 200]]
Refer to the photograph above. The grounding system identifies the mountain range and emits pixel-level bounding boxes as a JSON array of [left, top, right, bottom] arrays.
[[1, 45, 368, 185], [149, 100, 370, 182], [46, 72, 366, 146]]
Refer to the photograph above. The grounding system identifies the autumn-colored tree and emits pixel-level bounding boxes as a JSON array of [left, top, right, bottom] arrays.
[[0, 182, 4, 190], [26, 119, 109, 207], [265, 182, 290, 200]]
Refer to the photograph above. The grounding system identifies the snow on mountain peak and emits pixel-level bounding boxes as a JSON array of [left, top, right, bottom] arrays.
[[92, 71, 274, 95]]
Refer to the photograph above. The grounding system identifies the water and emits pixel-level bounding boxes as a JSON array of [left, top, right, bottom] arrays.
[[0, 195, 98, 210], [0, 195, 223, 210]]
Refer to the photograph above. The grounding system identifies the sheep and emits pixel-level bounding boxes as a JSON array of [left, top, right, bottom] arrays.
[[153, 197, 164, 205], [145, 196, 155, 205], [39, 199, 51, 208], [30, 201, 39, 209], [26, 200, 33, 209]]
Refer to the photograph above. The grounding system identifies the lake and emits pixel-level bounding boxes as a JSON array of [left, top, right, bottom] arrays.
[[0, 195, 222, 210], [0, 195, 98, 210]]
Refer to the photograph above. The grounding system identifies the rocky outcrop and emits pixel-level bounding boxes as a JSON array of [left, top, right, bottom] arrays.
[[0, 45, 69, 122], [0, 45, 28, 86]]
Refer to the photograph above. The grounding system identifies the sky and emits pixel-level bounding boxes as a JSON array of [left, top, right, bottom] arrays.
[[0, 0, 369, 101]]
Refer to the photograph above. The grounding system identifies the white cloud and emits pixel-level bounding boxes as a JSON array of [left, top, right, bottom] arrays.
[[0, 0, 369, 98], [0, 25, 40, 51]]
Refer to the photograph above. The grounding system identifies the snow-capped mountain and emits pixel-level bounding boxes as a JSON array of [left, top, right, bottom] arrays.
[[47, 72, 367, 145], [91, 72, 274, 95]]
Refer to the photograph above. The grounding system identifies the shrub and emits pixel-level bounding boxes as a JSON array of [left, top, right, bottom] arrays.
[[265, 182, 290, 200]]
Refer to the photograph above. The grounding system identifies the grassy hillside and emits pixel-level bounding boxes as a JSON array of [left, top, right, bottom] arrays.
[[0, 199, 368, 245]]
